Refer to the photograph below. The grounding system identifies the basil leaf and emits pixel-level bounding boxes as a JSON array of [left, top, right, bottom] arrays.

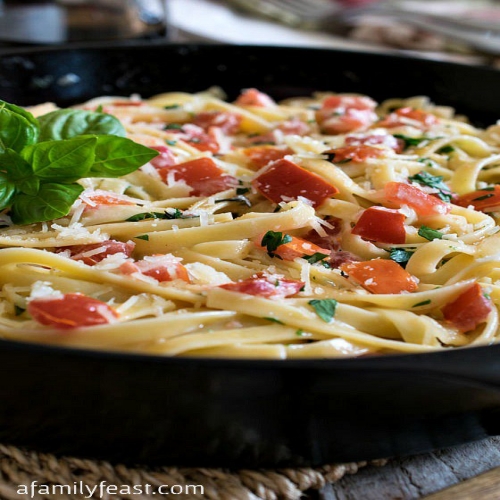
[[0, 172, 16, 210], [88, 136, 158, 178], [418, 225, 443, 241], [38, 109, 126, 141], [21, 136, 97, 182], [261, 230, 292, 257], [10, 182, 83, 224], [0, 149, 39, 195], [408, 171, 452, 202], [308, 299, 338, 323], [0, 101, 40, 152], [126, 208, 189, 222]]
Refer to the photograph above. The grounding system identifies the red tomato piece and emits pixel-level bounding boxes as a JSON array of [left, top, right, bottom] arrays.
[[256, 234, 331, 261], [82, 191, 136, 208], [352, 207, 406, 244], [28, 293, 118, 329], [455, 186, 500, 212], [192, 111, 242, 135], [325, 145, 386, 163], [252, 158, 338, 208], [159, 157, 237, 197], [340, 259, 419, 294], [243, 145, 294, 170], [442, 283, 492, 333], [317, 108, 377, 135], [321, 95, 377, 111], [276, 118, 311, 136], [167, 124, 220, 153], [150, 145, 177, 169], [120, 255, 190, 282], [58, 240, 135, 266], [384, 182, 451, 216], [345, 134, 404, 153], [378, 107, 438, 128], [235, 88, 276, 107], [220, 272, 304, 298]]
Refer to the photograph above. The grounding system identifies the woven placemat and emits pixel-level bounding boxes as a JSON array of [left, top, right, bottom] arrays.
[[0, 444, 388, 499]]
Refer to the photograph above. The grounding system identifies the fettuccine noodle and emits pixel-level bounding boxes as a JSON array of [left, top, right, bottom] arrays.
[[2, 87, 500, 358]]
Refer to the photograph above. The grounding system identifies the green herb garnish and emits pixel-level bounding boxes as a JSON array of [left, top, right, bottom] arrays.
[[214, 195, 252, 207], [418, 226, 444, 241], [126, 209, 189, 222], [389, 248, 414, 268], [0, 101, 158, 225], [408, 171, 452, 202], [135, 234, 150, 241], [308, 299, 338, 323], [263, 317, 285, 324], [437, 145, 455, 154], [261, 230, 292, 257], [302, 252, 330, 264], [473, 193, 495, 202], [393, 134, 428, 148], [164, 104, 180, 109], [412, 299, 431, 307]]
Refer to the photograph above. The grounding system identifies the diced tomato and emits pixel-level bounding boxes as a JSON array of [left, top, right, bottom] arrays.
[[120, 255, 190, 282], [324, 145, 386, 163], [235, 88, 276, 107], [166, 123, 219, 153], [243, 145, 294, 170], [321, 95, 377, 111], [150, 145, 177, 169], [352, 207, 406, 244], [384, 182, 451, 216], [256, 234, 331, 261], [28, 293, 118, 329], [316, 108, 377, 135], [378, 107, 438, 128], [345, 134, 404, 153], [220, 272, 304, 298], [442, 283, 492, 333], [82, 191, 136, 208], [340, 259, 419, 294], [276, 118, 311, 136], [58, 240, 135, 266], [455, 186, 500, 212], [158, 157, 237, 197], [192, 111, 242, 135], [252, 158, 338, 208]]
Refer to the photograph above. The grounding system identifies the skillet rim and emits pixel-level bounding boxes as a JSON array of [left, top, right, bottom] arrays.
[[0, 41, 500, 371]]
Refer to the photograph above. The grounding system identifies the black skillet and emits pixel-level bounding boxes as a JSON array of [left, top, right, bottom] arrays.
[[1, 42, 500, 468]]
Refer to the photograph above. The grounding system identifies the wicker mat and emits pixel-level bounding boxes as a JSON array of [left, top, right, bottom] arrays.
[[0, 444, 388, 500]]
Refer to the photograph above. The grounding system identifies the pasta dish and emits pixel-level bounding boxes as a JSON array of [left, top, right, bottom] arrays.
[[0, 87, 499, 358]]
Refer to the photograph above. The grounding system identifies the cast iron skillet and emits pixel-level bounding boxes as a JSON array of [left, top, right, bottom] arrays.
[[1, 42, 500, 468]]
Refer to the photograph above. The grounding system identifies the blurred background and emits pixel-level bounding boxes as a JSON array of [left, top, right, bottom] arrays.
[[0, 0, 500, 66]]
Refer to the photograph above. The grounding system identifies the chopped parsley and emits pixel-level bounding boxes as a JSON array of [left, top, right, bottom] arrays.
[[308, 299, 338, 323], [418, 226, 443, 241], [135, 234, 150, 241], [408, 171, 453, 202], [263, 317, 285, 324], [302, 252, 330, 265], [164, 123, 183, 130], [295, 329, 305, 337], [393, 134, 428, 149], [412, 299, 431, 308], [126, 209, 188, 222], [389, 248, 414, 268], [437, 145, 455, 154], [261, 230, 292, 258], [164, 104, 180, 109]]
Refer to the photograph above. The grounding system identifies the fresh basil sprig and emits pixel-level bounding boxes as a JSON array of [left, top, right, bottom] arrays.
[[0, 101, 158, 225]]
